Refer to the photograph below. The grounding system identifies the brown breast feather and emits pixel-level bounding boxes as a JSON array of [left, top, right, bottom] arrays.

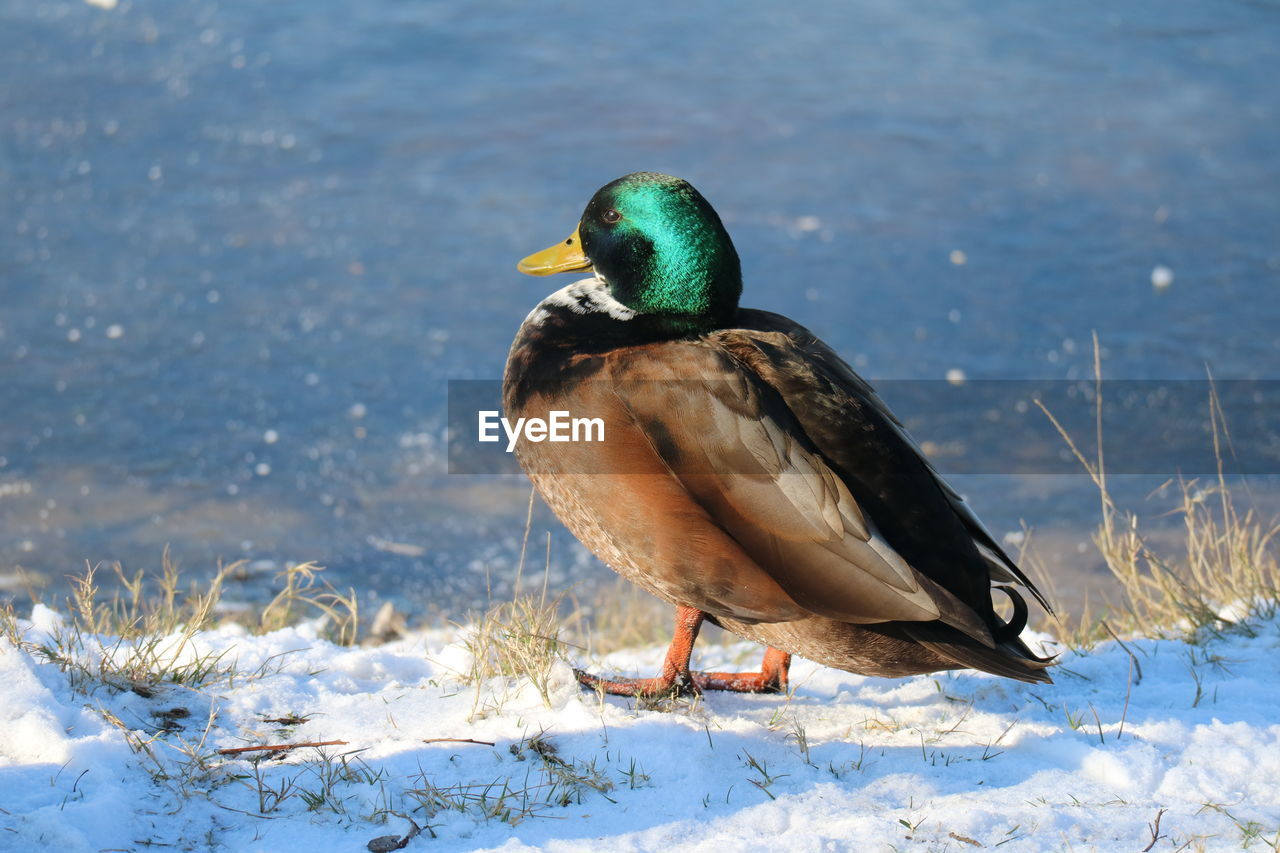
[[513, 373, 808, 624]]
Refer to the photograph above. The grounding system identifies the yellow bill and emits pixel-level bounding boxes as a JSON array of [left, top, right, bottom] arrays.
[[517, 226, 592, 276]]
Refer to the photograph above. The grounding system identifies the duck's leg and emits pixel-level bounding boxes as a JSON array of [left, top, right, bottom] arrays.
[[575, 606, 793, 697], [575, 605, 705, 696]]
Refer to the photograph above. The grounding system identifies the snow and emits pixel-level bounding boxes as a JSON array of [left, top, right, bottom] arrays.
[[2, 611, 1279, 852]]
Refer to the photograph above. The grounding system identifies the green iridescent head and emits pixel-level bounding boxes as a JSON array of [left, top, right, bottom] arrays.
[[519, 173, 742, 328]]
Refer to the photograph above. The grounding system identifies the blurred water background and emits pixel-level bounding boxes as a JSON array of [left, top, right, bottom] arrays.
[[2, 0, 1278, 620]]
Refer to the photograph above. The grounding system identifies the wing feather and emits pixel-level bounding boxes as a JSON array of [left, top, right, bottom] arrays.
[[711, 312, 1052, 618], [610, 355, 995, 643]]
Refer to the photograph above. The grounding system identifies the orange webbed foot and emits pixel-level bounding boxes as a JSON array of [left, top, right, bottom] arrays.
[[576, 605, 792, 699], [576, 647, 791, 698], [574, 668, 696, 698]]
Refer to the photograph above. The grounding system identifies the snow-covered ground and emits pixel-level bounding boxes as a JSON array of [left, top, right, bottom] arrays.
[[2, 606, 1279, 852]]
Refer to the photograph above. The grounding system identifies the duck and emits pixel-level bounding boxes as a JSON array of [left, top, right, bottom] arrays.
[[503, 172, 1052, 697]]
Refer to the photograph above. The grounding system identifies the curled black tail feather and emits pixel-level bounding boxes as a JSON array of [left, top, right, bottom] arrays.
[[992, 586, 1029, 644], [897, 584, 1057, 684]]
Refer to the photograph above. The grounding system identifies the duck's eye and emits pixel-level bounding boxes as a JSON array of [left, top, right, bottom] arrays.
[[601, 208, 622, 224]]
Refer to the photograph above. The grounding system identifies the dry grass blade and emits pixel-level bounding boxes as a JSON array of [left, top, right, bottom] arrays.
[[3, 551, 357, 700], [565, 579, 675, 656], [259, 562, 360, 646], [422, 738, 496, 747], [1037, 338, 1280, 639], [461, 593, 568, 717], [22, 552, 242, 695]]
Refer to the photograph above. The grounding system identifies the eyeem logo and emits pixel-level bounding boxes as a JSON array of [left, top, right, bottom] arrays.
[[478, 411, 605, 453], [449, 379, 1280, 475]]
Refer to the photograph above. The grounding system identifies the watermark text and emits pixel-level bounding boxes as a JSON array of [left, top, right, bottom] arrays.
[[478, 410, 605, 452]]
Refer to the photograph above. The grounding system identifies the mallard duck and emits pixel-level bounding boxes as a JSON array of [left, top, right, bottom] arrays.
[[503, 172, 1052, 696]]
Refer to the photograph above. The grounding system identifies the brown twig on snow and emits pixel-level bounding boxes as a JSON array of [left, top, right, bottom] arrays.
[[421, 737, 496, 747], [216, 739, 348, 756], [1142, 807, 1168, 852]]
